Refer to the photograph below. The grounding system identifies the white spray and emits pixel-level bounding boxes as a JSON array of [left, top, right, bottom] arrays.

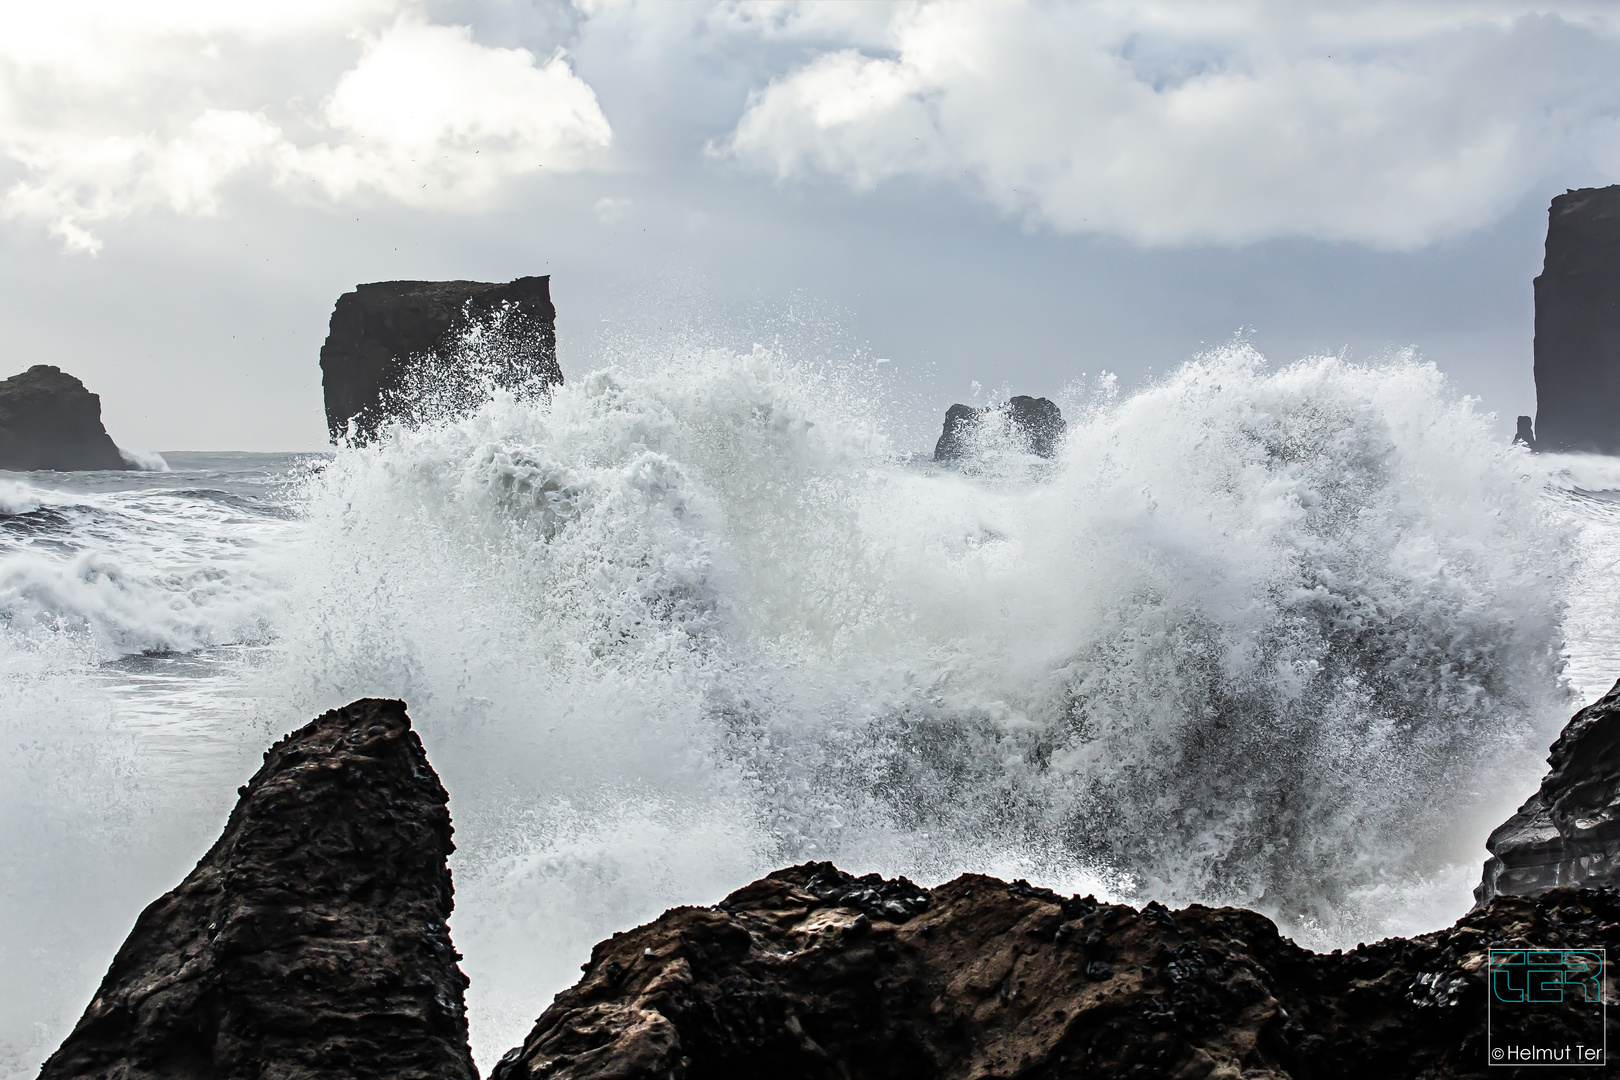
[[263, 340, 1574, 1064]]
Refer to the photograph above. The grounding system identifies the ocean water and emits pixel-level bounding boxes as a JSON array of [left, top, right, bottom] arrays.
[[2, 343, 1617, 1076]]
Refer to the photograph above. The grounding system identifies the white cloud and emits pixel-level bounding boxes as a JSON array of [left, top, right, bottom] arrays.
[[294, 18, 612, 205], [716, 2, 1620, 249], [2, 110, 286, 254], [0, 2, 612, 253], [9, 1, 1620, 255]]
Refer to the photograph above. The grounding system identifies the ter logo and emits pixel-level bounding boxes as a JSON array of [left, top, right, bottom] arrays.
[[1492, 950, 1603, 1005]]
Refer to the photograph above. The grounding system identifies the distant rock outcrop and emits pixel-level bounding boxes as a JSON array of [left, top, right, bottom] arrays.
[[1477, 680, 1620, 906], [1513, 415, 1537, 450], [494, 861, 1618, 1080], [37, 698, 476, 1080], [0, 365, 133, 471], [1533, 185, 1620, 454], [320, 276, 561, 443], [934, 395, 1065, 463]]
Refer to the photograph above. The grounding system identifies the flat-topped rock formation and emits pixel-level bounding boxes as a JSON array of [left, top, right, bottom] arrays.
[[0, 365, 133, 471], [935, 395, 1065, 463], [320, 276, 561, 443], [494, 861, 1616, 1080], [37, 698, 476, 1080], [1533, 185, 1620, 453], [1477, 679, 1620, 906]]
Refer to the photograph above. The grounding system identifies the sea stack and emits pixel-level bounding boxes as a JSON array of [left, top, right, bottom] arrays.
[[1532, 185, 1620, 454], [1476, 679, 1620, 905], [934, 395, 1065, 463], [0, 365, 133, 471], [320, 276, 561, 443], [37, 698, 477, 1080]]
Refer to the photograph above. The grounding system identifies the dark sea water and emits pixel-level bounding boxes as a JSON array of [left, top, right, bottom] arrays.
[[3, 350, 1620, 1076]]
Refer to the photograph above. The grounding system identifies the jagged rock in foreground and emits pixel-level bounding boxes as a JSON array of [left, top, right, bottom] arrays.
[[0, 365, 133, 470], [38, 699, 476, 1080], [1477, 679, 1620, 905], [935, 395, 1065, 463], [321, 276, 561, 443], [496, 862, 1619, 1080], [1532, 184, 1620, 454]]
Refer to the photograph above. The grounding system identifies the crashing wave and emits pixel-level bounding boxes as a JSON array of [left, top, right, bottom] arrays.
[[269, 339, 1573, 1059]]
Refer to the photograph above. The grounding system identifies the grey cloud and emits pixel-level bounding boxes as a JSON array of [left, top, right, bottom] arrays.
[[0, 0, 1598, 451]]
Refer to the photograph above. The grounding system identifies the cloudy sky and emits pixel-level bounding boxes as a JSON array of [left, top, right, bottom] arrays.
[[2, 1, 1618, 451]]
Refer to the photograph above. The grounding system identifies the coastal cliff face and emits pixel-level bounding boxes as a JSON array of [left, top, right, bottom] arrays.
[[37, 698, 476, 1080], [495, 862, 1618, 1080], [934, 395, 1065, 463], [1477, 679, 1620, 906], [320, 276, 560, 443], [0, 365, 132, 471], [1533, 185, 1620, 454]]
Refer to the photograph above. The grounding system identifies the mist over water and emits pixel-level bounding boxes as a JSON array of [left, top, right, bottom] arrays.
[[0, 336, 1610, 1076]]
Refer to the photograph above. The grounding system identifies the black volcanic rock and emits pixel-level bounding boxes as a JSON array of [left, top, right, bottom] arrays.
[[495, 861, 1619, 1080], [1477, 680, 1620, 906], [1514, 415, 1537, 450], [321, 276, 561, 443], [934, 395, 1065, 463], [0, 365, 132, 470], [1533, 185, 1620, 453], [38, 698, 476, 1080], [934, 403, 984, 462]]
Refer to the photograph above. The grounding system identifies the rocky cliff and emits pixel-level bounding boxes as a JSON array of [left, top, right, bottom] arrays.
[[320, 276, 561, 443], [1477, 679, 1620, 906], [44, 688, 1620, 1079], [37, 698, 476, 1080], [0, 365, 133, 470], [934, 395, 1065, 463], [1533, 185, 1620, 454], [494, 862, 1616, 1080]]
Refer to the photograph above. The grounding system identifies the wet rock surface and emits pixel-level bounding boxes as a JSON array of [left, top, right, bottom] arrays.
[[0, 365, 132, 470], [1532, 184, 1620, 453], [38, 698, 476, 1080], [934, 395, 1065, 463], [320, 276, 561, 443], [495, 861, 1620, 1080], [1478, 678, 1620, 905]]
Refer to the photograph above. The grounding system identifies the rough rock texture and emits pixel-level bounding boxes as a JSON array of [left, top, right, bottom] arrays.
[[935, 396, 1065, 463], [0, 365, 132, 470], [1477, 679, 1620, 906], [1532, 185, 1620, 453], [38, 698, 476, 1080], [495, 863, 1619, 1080], [320, 276, 561, 443]]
